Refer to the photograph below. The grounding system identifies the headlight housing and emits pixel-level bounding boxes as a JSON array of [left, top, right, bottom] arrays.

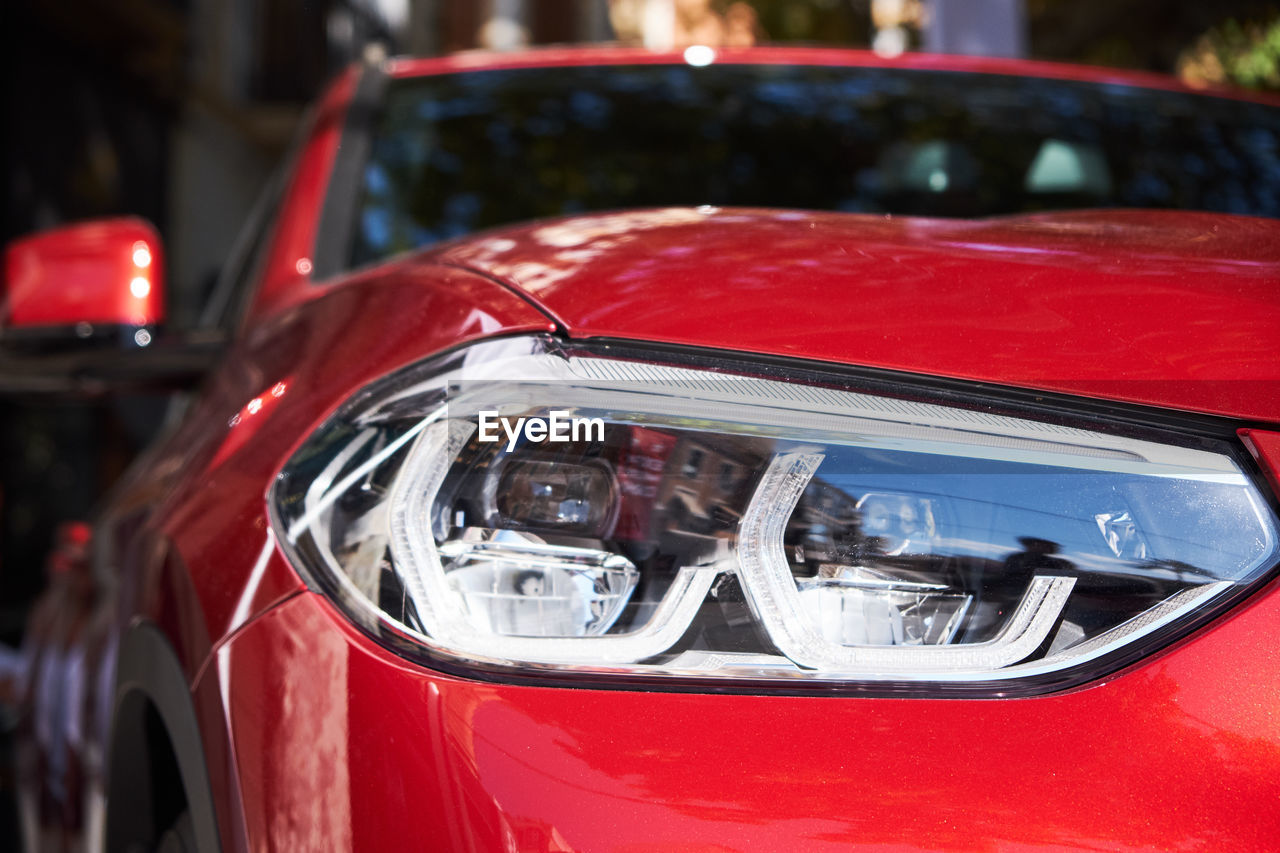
[[271, 335, 1279, 694]]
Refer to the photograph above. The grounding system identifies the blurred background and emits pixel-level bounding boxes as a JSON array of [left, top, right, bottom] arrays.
[[1, 0, 1278, 844]]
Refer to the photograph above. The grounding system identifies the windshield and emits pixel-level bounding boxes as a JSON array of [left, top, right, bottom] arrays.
[[350, 63, 1280, 269]]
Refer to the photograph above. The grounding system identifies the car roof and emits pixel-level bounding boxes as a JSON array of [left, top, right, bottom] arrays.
[[385, 44, 1280, 107]]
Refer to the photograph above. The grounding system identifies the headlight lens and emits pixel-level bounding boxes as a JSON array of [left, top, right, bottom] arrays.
[[271, 335, 1279, 693]]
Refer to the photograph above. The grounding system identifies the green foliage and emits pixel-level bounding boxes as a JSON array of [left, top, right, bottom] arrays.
[[1180, 16, 1280, 91], [1221, 18, 1280, 88]]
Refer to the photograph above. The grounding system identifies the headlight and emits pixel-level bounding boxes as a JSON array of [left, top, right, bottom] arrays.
[[270, 335, 1279, 694]]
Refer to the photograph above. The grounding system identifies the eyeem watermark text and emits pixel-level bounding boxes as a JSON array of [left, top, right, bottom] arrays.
[[477, 410, 604, 452]]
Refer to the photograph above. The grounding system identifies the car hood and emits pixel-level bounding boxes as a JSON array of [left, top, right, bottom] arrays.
[[427, 208, 1280, 421]]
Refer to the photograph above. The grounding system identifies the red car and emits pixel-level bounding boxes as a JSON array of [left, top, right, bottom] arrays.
[[8, 47, 1280, 852]]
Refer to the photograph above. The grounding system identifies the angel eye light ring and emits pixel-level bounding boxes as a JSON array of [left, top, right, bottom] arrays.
[[389, 419, 718, 666]]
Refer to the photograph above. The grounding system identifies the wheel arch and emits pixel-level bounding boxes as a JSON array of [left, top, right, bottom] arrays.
[[106, 621, 222, 853]]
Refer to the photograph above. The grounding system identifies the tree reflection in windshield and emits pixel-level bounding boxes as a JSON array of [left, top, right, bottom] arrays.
[[351, 64, 1280, 268]]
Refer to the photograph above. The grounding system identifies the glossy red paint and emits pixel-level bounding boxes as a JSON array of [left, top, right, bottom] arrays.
[[389, 45, 1280, 107], [140, 263, 554, 666], [437, 207, 1280, 421], [3, 217, 164, 329], [14, 260, 554, 849], [252, 66, 358, 316], [1242, 430, 1280, 499], [199, 580, 1280, 852]]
